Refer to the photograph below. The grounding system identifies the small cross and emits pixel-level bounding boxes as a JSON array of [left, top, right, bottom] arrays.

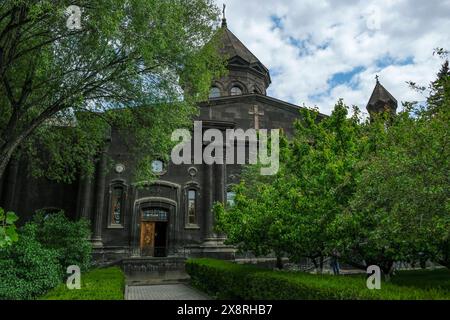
[[375, 74, 379, 82], [249, 105, 264, 130]]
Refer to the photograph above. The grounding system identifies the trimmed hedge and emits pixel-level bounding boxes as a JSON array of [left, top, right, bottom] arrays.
[[186, 259, 450, 300], [40, 267, 125, 300]]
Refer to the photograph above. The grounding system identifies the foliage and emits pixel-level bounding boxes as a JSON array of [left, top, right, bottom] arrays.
[[0, 223, 62, 300], [40, 267, 125, 300], [281, 101, 363, 268], [332, 63, 450, 274], [214, 164, 292, 267], [32, 210, 92, 271], [0, 207, 18, 248], [215, 100, 364, 270], [0, 211, 93, 300], [186, 259, 450, 300], [216, 55, 450, 275], [0, 0, 226, 182]]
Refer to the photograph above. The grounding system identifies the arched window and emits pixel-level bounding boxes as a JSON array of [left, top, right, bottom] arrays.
[[209, 87, 221, 98], [230, 86, 243, 96], [111, 186, 124, 225], [187, 189, 197, 225], [108, 181, 128, 227]]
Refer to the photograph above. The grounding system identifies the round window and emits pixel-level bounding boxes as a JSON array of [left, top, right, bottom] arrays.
[[151, 160, 165, 174]]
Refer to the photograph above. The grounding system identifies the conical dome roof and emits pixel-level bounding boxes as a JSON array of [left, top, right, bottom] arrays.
[[217, 16, 271, 86], [367, 80, 398, 108]]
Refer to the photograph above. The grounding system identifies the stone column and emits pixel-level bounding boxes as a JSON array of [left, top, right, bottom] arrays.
[[203, 163, 214, 240], [91, 145, 109, 248], [77, 172, 93, 220]]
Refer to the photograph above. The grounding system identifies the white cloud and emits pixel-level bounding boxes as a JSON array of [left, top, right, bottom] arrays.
[[216, 0, 450, 114]]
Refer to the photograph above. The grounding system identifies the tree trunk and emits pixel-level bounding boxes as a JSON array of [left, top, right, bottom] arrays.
[[276, 256, 283, 270], [0, 148, 13, 181], [381, 261, 395, 282], [319, 256, 324, 274]]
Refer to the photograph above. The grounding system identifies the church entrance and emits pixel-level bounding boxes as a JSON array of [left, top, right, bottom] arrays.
[[140, 207, 169, 257]]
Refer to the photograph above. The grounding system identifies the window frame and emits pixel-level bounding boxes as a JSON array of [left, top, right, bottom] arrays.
[[230, 85, 243, 96], [184, 183, 200, 229], [107, 180, 128, 228], [209, 86, 221, 99]]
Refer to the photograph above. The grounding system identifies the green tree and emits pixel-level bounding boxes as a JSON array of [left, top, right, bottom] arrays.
[[215, 136, 291, 269], [333, 58, 450, 276], [0, 0, 225, 182], [281, 101, 363, 271], [215, 101, 363, 271]]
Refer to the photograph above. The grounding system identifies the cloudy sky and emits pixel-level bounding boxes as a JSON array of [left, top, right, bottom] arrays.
[[214, 0, 450, 115]]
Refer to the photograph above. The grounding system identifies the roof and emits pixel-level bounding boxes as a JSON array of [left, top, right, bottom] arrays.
[[367, 80, 398, 108], [218, 20, 270, 79], [201, 93, 328, 119], [219, 27, 261, 65]]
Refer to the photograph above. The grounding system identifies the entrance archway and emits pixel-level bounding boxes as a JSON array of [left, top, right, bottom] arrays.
[[140, 207, 169, 257], [131, 196, 177, 258]]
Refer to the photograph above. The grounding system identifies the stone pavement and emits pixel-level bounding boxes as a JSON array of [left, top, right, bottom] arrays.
[[125, 284, 210, 300]]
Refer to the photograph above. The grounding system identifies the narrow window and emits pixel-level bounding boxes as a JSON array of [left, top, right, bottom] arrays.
[[188, 189, 197, 224], [226, 191, 236, 207], [111, 186, 124, 225]]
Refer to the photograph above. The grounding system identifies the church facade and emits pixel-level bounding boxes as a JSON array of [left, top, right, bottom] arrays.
[[0, 19, 398, 263]]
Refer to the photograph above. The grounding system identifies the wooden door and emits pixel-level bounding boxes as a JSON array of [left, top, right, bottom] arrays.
[[140, 221, 155, 256]]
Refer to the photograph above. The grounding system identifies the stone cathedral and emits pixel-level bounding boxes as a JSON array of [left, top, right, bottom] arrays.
[[0, 17, 398, 264]]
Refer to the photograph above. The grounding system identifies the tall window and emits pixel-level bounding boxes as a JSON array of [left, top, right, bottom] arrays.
[[230, 86, 243, 96], [209, 87, 221, 98], [226, 191, 236, 207], [187, 189, 197, 225], [111, 186, 124, 225]]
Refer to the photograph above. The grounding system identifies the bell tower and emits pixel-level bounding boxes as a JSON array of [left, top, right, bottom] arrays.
[[209, 6, 271, 98], [366, 76, 398, 120]]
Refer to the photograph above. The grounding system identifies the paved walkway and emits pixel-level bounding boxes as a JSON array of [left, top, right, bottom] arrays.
[[125, 284, 210, 300]]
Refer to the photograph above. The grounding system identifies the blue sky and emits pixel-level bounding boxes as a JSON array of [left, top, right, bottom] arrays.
[[215, 0, 450, 115]]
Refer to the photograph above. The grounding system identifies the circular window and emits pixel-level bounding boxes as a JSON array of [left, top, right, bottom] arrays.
[[151, 160, 165, 174], [115, 163, 125, 174]]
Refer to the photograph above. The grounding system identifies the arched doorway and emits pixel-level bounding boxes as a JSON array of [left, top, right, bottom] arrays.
[[139, 207, 169, 257], [131, 195, 178, 258]]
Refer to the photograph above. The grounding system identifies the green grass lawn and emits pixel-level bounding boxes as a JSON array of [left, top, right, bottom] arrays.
[[40, 267, 125, 300], [390, 268, 450, 292], [186, 259, 450, 300]]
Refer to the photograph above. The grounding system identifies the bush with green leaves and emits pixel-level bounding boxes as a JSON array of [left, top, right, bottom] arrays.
[[0, 223, 62, 300], [0, 207, 19, 248], [186, 259, 450, 300], [32, 210, 92, 272]]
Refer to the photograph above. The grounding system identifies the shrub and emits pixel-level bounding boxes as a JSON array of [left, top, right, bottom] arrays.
[[186, 259, 450, 300], [0, 223, 62, 300], [0, 207, 19, 248], [40, 267, 125, 300], [32, 210, 92, 271]]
